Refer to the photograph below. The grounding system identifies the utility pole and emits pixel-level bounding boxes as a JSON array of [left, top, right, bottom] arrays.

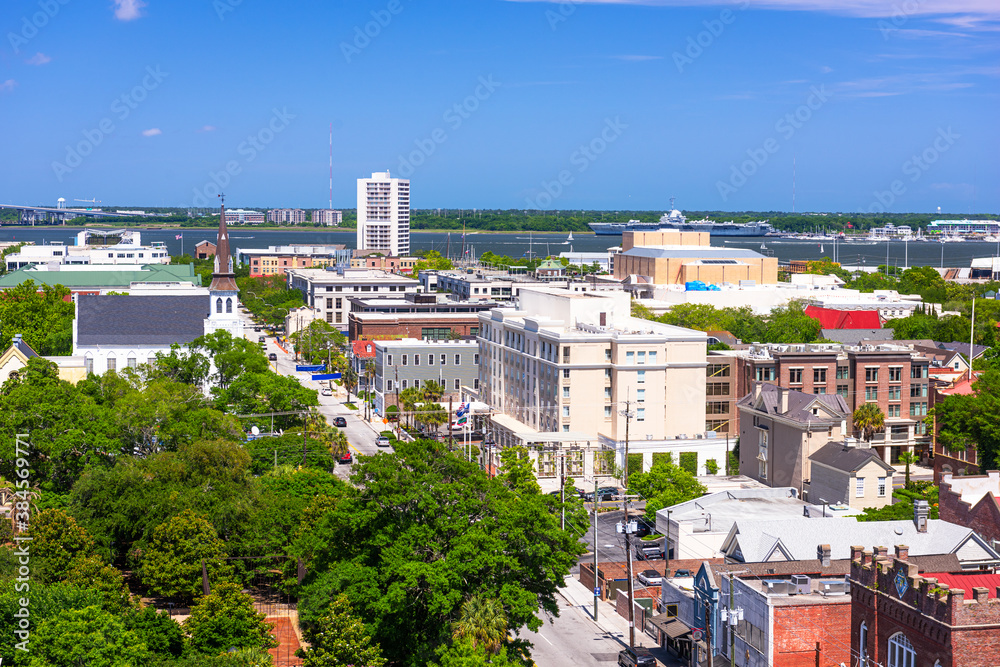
[[729, 573, 736, 667], [619, 397, 636, 648], [448, 397, 454, 451], [302, 411, 308, 466], [395, 367, 400, 439], [705, 597, 714, 667], [560, 454, 566, 531]]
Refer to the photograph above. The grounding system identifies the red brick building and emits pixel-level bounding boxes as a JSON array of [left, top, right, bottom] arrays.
[[851, 545, 1000, 667], [939, 472, 1000, 545], [348, 312, 482, 342]]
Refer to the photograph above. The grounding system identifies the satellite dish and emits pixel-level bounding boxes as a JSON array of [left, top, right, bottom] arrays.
[[251, 426, 260, 435]]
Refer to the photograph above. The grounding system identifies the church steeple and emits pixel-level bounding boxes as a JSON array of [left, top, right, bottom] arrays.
[[209, 194, 239, 292]]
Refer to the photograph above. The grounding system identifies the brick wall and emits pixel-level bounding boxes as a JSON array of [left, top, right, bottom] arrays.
[[773, 601, 851, 667], [939, 477, 1000, 545]]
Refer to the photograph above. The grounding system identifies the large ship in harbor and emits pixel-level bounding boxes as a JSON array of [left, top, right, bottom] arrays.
[[588, 202, 774, 237]]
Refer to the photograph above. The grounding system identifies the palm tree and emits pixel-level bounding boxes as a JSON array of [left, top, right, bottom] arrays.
[[399, 387, 422, 429], [364, 361, 376, 421], [452, 595, 508, 654], [852, 403, 886, 445], [422, 380, 444, 402], [898, 451, 918, 488]]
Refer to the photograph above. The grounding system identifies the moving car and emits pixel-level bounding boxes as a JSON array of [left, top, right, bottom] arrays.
[[321, 387, 333, 396], [268, 353, 278, 361], [637, 569, 664, 586], [337, 451, 353, 465], [618, 646, 656, 667], [583, 487, 620, 502], [333, 417, 347, 428], [375, 435, 391, 447]]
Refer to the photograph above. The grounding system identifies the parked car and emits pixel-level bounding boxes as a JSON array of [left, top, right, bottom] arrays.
[[258, 335, 266, 344], [635, 545, 664, 561], [337, 451, 353, 465], [637, 569, 664, 586], [375, 435, 391, 447], [333, 417, 347, 428], [268, 353, 278, 361], [254, 326, 261, 332], [673, 568, 692, 578], [631, 518, 655, 538], [321, 387, 333, 396], [618, 646, 656, 667], [584, 486, 621, 502]]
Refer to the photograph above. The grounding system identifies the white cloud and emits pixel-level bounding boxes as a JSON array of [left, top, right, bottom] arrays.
[[26, 52, 52, 66], [113, 0, 147, 21], [141, 128, 162, 137], [198, 125, 217, 132], [820, 65, 833, 74], [504, 0, 1000, 21], [0, 80, 16, 93]]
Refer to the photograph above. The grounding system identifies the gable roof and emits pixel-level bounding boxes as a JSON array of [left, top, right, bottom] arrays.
[[722, 517, 1000, 565], [737, 383, 850, 425], [809, 442, 896, 474], [76, 295, 208, 346], [351, 340, 376, 358], [820, 328, 895, 346], [936, 341, 989, 360], [804, 305, 882, 330], [0, 264, 201, 290]]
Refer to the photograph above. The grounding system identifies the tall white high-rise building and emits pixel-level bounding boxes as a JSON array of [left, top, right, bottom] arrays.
[[356, 171, 410, 256]]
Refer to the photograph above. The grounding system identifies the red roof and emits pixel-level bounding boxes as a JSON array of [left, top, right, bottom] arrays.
[[923, 573, 1000, 597], [805, 305, 882, 330], [352, 340, 376, 358]]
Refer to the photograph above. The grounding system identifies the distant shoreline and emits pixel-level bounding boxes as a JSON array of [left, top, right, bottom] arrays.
[[0, 223, 596, 236]]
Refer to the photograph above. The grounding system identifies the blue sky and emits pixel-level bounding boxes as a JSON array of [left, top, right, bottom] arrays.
[[1, 0, 997, 213]]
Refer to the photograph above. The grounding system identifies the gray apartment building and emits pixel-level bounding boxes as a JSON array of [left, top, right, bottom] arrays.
[[373, 338, 481, 416], [286, 267, 420, 331]]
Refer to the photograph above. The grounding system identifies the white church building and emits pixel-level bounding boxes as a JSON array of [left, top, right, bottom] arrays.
[[72, 204, 244, 375]]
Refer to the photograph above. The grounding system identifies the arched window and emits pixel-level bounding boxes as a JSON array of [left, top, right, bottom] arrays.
[[859, 622, 868, 665], [84, 353, 94, 375], [887, 632, 915, 667], [226, 297, 233, 314], [106, 353, 117, 373], [216, 297, 223, 313]]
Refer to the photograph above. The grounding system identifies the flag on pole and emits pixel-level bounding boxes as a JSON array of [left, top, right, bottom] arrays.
[[175, 234, 183, 239]]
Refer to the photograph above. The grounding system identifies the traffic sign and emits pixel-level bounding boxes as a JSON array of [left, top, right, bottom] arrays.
[[593, 587, 601, 596], [382, 418, 389, 424]]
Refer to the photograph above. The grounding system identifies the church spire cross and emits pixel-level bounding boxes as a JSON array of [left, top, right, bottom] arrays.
[[209, 192, 238, 292]]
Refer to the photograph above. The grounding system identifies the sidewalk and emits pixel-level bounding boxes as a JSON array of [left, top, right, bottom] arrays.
[[558, 577, 681, 665]]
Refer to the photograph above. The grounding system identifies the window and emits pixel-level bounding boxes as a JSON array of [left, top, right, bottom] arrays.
[[813, 367, 827, 383], [756, 367, 774, 382], [474, 354, 480, 365], [887, 405, 900, 417], [335, 312, 342, 324], [604, 406, 612, 419], [421, 327, 450, 340], [865, 367, 879, 382], [604, 348, 612, 362], [888, 386, 901, 401], [402, 355, 408, 366], [666, 604, 678, 618], [413, 379, 420, 389], [759, 458, 767, 480], [127, 355, 137, 369], [789, 368, 803, 384], [562, 347, 570, 362], [637, 351, 646, 365], [888, 367, 902, 382], [859, 623, 868, 666], [386, 379, 393, 392], [649, 351, 657, 364], [707, 382, 729, 396], [911, 365, 928, 379], [910, 384, 928, 398], [216, 297, 223, 313], [226, 298, 233, 313], [837, 385, 849, 398], [562, 406, 570, 418], [563, 387, 570, 399], [107, 356, 116, 372], [84, 355, 94, 374], [813, 387, 826, 394], [887, 633, 915, 667], [326, 298, 333, 309], [455, 354, 461, 365], [454, 378, 460, 390], [909, 402, 927, 417], [707, 364, 730, 377], [878, 477, 887, 497], [836, 366, 850, 380], [563, 369, 570, 379], [387, 354, 393, 366], [401, 380, 408, 389], [707, 402, 729, 414], [865, 387, 878, 401], [414, 354, 420, 366], [626, 351, 634, 364], [637, 370, 645, 384], [604, 387, 612, 400], [326, 312, 333, 323], [856, 477, 865, 497], [428, 354, 435, 366], [637, 407, 645, 422], [706, 419, 728, 432], [441, 354, 446, 365], [637, 389, 645, 403], [473, 378, 479, 389]]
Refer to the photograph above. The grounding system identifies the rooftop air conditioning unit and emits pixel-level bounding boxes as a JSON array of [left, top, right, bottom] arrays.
[[820, 580, 849, 596], [791, 574, 811, 595], [763, 580, 792, 596]]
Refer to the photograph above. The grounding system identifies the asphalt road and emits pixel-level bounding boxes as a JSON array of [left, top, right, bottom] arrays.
[[576, 503, 656, 574], [520, 599, 629, 667]]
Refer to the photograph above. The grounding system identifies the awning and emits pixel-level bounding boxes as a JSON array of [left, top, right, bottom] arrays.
[[648, 614, 676, 633], [663, 619, 692, 639]]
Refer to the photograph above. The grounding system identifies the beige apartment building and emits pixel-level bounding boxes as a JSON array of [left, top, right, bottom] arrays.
[[477, 289, 720, 485]]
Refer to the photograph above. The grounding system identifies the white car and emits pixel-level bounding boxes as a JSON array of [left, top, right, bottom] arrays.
[[321, 387, 333, 396], [637, 569, 664, 586]]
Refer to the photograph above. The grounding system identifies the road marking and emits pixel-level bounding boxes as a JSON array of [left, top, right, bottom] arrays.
[[536, 632, 554, 646]]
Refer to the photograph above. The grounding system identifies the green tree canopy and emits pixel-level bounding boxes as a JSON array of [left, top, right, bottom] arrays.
[[26, 605, 151, 667], [28, 509, 96, 583], [139, 509, 234, 602], [853, 403, 886, 444], [297, 595, 387, 667], [184, 581, 278, 655], [627, 459, 708, 522], [0, 279, 75, 355]]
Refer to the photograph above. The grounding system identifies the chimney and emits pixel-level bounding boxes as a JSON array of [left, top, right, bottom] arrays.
[[12, 333, 22, 346], [753, 382, 763, 402], [779, 386, 789, 414], [818, 544, 831, 568], [894, 544, 909, 561], [914, 500, 929, 533]]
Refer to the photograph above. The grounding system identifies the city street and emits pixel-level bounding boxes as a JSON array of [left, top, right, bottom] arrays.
[[577, 502, 654, 573], [520, 599, 629, 666]]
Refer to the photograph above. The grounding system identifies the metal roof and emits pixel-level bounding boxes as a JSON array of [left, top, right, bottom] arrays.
[[622, 247, 768, 260], [76, 295, 208, 346]]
